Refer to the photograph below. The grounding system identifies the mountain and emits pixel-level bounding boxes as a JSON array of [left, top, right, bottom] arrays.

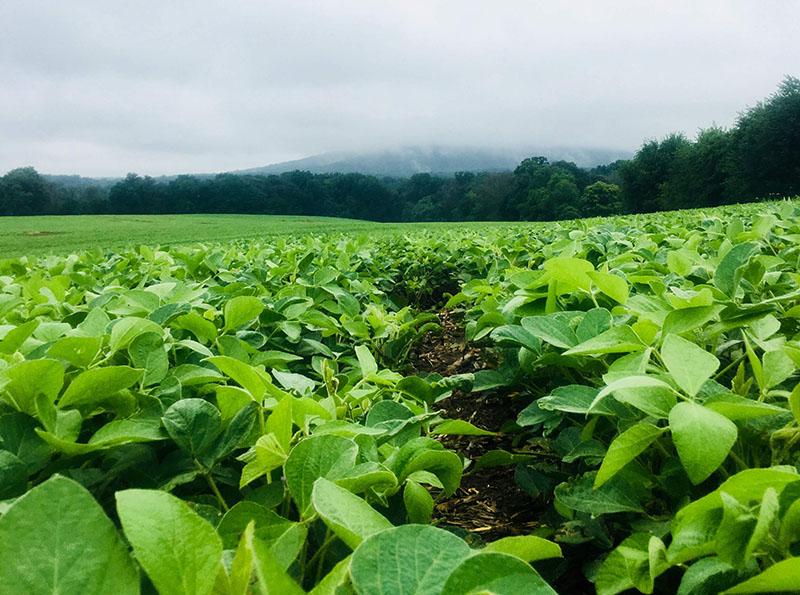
[[235, 145, 631, 177]]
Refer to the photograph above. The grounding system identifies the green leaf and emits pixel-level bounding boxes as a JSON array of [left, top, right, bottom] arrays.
[[109, 316, 163, 353], [0, 320, 39, 354], [245, 522, 305, 595], [311, 477, 393, 549], [284, 435, 358, 517], [48, 336, 102, 368], [484, 535, 562, 562], [355, 344, 379, 378], [588, 271, 629, 304], [117, 488, 223, 595], [162, 398, 223, 459], [661, 334, 720, 397], [442, 552, 556, 595], [677, 558, 740, 595], [555, 472, 644, 515], [58, 366, 143, 409], [1, 359, 64, 415], [714, 242, 759, 297], [0, 450, 27, 499], [563, 326, 645, 356], [309, 555, 353, 595], [350, 525, 471, 595], [595, 422, 665, 488], [0, 475, 138, 595], [595, 533, 654, 595], [590, 375, 676, 416], [723, 557, 800, 593], [521, 315, 578, 349], [128, 331, 168, 386], [206, 355, 266, 400], [491, 325, 541, 353], [762, 349, 795, 389], [431, 419, 496, 436], [663, 306, 722, 336], [224, 296, 264, 331], [669, 402, 738, 485], [403, 479, 434, 524]]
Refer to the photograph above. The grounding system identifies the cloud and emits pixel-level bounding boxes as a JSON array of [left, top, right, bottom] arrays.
[[1, 0, 798, 176]]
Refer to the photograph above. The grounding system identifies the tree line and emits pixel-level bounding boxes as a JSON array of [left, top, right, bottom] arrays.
[[1, 76, 797, 222]]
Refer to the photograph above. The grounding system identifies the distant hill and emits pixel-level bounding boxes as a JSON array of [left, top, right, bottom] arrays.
[[234, 146, 631, 177], [40, 145, 631, 185]]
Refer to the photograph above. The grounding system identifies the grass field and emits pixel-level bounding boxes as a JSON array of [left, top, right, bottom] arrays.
[[0, 214, 386, 256], [0, 213, 527, 257]]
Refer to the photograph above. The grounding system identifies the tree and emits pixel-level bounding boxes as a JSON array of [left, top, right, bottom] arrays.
[[620, 134, 691, 213], [580, 181, 622, 217], [0, 167, 53, 215], [727, 75, 800, 199]]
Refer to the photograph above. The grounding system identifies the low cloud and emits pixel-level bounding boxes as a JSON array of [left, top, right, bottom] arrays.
[[1, 0, 797, 176]]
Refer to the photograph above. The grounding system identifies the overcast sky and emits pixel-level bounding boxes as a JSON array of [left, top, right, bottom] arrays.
[[1, 1, 797, 177]]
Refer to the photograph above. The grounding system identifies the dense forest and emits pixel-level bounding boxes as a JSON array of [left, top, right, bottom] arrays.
[[1, 76, 798, 222]]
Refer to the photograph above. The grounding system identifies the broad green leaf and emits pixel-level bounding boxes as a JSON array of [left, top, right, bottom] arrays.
[[1, 359, 64, 415], [588, 270, 629, 304], [48, 336, 102, 368], [117, 488, 223, 595], [0, 450, 27, 499], [309, 555, 353, 595], [723, 557, 800, 593], [555, 472, 644, 515], [484, 535, 562, 562], [224, 296, 264, 331], [311, 477, 393, 549], [128, 331, 168, 386], [762, 349, 795, 389], [0, 320, 39, 354], [595, 422, 665, 488], [543, 256, 594, 291], [521, 315, 578, 349], [676, 557, 740, 595], [109, 316, 163, 353], [745, 487, 779, 558], [350, 525, 471, 595], [714, 242, 759, 297], [661, 334, 719, 397], [403, 479, 434, 524], [590, 375, 675, 415], [162, 398, 223, 459], [669, 402, 738, 485], [595, 533, 653, 595], [245, 521, 305, 595], [284, 434, 359, 516], [441, 552, 556, 595], [0, 475, 138, 595], [576, 308, 614, 342], [491, 324, 541, 353], [59, 366, 143, 409], [563, 325, 645, 356], [355, 344, 378, 378], [206, 355, 266, 400], [663, 305, 722, 336], [431, 419, 496, 436]]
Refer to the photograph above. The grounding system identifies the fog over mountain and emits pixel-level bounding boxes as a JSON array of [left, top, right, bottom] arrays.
[[2, 2, 796, 176], [235, 146, 630, 177]]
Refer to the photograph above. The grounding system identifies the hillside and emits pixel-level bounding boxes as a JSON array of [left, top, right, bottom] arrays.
[[234, 145, 631, 177]]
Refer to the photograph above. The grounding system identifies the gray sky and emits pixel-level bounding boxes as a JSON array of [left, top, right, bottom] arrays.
[[1, 1, 798, 177]]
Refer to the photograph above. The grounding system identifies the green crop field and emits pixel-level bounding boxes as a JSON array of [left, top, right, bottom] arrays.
[[0, 214, 383, 257], [0, 213, 522, 258], [1, 200, 800, 594]]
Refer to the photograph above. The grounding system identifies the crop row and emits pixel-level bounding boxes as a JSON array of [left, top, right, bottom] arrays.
[[1, 201, 799, 593]]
